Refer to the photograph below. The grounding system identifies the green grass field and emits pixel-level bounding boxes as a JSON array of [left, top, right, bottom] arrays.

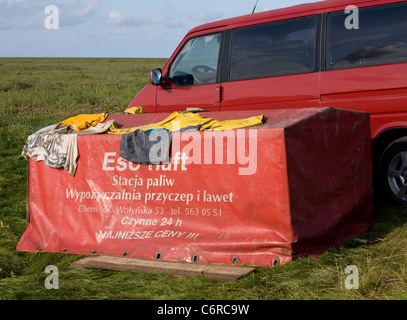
[[0, 58, 406, 301]]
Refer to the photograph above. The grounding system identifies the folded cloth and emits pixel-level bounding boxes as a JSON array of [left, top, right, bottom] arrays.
[[120, 129, 171, 165], [22, 119, 117, 176], [119, 125, 203, 165], [78, 120, 117, 135], [22, 128, 79, 176]]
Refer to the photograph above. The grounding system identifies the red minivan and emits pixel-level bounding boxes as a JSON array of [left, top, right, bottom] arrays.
[[127, 0, 407, 205]]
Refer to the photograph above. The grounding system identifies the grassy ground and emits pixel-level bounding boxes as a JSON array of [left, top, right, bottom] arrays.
[[0, 58, 406, 301]]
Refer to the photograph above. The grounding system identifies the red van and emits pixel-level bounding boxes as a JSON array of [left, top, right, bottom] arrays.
[[127, 0, 407, 205]]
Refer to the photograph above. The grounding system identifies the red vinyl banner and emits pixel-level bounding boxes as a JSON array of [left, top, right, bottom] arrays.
[[17, 108, 373, 266]]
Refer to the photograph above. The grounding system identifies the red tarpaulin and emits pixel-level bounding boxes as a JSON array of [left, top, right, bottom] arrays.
[[17, 107, 373, 266]]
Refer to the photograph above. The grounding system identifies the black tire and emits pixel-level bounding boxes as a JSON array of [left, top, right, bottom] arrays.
[[379, 138, 407, 205]]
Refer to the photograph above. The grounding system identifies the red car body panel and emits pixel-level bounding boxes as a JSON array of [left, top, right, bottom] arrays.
[[220, 73, 321, 112], [128, 0, 407, 140]]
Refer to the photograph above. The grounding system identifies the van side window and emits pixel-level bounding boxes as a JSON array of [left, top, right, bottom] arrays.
[[230, 16, 317, 81], [326, 3, 407, 70], [169, 33, 222, 87]]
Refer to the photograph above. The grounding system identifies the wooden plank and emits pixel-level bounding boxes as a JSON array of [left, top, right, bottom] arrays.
[[71, 255, 255, 281]]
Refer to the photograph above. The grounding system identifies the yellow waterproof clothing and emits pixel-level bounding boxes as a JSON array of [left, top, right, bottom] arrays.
[[60, 113, 108, 131], [108, 112, 264, 134], [125, 107, 145, 114]]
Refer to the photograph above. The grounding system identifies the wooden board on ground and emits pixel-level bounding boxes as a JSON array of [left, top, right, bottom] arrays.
[[70, 255, 255, 281]]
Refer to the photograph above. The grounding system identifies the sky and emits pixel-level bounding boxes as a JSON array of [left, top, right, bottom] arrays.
[[0, 0, 320, 58]]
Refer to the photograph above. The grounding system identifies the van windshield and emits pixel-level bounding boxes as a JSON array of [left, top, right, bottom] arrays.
[[169, 33, 222, 87]]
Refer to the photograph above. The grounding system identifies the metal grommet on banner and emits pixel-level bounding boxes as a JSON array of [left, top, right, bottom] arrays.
[[91, 250, 98, 255], [232, 257, 239, 265], [192, 255, 199, 263], [273, 259, 279, 266], [122, 252, 129, 257], [155, 252, 162, 260], [62, 248, 69, 253]]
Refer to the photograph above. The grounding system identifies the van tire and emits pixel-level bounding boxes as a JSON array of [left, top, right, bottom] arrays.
[[379, 138, 407, 205]]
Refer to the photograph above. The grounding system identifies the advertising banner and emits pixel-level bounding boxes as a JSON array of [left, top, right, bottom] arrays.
[[17, 108, 373, 266]]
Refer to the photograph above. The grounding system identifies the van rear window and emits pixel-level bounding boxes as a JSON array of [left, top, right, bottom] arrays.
[[230, 16, 318, 81], [326, 3, 407, 70]]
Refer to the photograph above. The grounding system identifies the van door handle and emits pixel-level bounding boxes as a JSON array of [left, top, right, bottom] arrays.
[[216, 86, 223, 103]]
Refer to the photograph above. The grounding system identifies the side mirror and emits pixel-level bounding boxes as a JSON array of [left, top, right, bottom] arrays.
[[150, 68, 162, 85]]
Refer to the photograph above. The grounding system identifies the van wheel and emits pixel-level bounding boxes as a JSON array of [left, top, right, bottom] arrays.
[[379, 138, 407, 205]]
